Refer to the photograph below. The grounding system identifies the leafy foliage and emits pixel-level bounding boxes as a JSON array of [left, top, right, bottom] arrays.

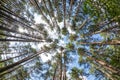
[[0, 0, 120, 80]]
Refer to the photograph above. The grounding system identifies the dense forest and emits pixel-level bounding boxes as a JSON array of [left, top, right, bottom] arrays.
[[0, 0, 120, 80]]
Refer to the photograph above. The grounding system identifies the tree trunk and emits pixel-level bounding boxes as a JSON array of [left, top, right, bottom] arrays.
[[0, 51, 44, 74], [79, 40, 120, 45], [91, 26, 119, 35], [63, 54, 66, 80], [52, 64, 58, 80], [59, 53, 62, 80]]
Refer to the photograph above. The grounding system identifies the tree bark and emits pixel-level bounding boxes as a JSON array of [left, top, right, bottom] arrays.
[[80, 40, 120, 45], [52, 63, 58, 80], [0, 51, 44, 74]]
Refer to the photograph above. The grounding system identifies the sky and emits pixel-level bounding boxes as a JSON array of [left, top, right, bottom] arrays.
[[17, 12, 100, 80], [32, 13, 96, 80]]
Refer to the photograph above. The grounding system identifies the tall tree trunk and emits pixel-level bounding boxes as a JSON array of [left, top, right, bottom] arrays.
[[93, 63, 115, 80], [52, 63, 58, 80], [80, 51, 120, 75], [0, 52, 28, 63], [92, 15, 120, 32], [69, 0, 73, 19], [0, 51, 44, 74], [73, 0, 82, 20], [63, 54, 66, 80], [59, 52, 62, 80], [79, 40, 120, 45], [91, 26, 119, 35], [0, 26, 42, 40], [47, 0, 60, 33], [63, 0, 66, 28], [0, 39, 43, 42], [32, 0, 53, 27], [0, 56, 35, 79]]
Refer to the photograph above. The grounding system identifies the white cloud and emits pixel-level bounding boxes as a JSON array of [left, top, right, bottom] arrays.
[[46, 27, 59, 39], [58, 21, 64, 29], [67, 27, 76, 34], [40, 53, 52, 62], [58, 39, 66, 47], [38, 0, 41, 3], [79, 76, 87, 80], [34, 14, 47, 24], [19, 27, 25, 33]]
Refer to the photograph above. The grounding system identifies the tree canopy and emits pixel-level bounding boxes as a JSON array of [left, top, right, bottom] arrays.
[[0, 0, 120, 80]]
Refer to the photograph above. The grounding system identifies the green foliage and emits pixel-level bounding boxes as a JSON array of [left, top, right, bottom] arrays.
[[69, 34, 78, 41], [0, 0, 120, 80], [77, 48, 86, 54], [89, 64, 95, 74], [70, 67, 83, 80], [66, 43, 74, 50], [61, 27, 68, 35], [0, 63, 4, 68], [109, 46, 120, 68]]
